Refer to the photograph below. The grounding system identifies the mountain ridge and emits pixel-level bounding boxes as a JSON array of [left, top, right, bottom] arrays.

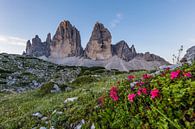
[[23, 20, 169, 71]]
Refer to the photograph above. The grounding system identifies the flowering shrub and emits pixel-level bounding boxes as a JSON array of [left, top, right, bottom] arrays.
[[143, 74, 153, 79], [170, 70, 180, 79], [92, 63, 195, 128], [109, 86, 119, 101], [128, 75, 135, 80], [183, 72, 192, 78], [150, 88, 159, 99], [128, 93, 136, 102]]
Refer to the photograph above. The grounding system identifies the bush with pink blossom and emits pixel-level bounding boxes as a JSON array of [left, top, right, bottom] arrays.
[[91, 63, 195, 128]]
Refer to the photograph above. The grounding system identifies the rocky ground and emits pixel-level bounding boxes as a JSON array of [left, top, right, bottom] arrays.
[[0, 53, 133, 129], [0, 53, 194, 129], [0, 53, 80, 93], [0, 53, 127, 93]]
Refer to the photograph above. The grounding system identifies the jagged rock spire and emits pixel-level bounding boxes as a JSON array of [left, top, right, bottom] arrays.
[[84, 22, 112, 60], [112, 40, 137, 61], [50, 20, 83, 58], [46, 33, 52, 43]]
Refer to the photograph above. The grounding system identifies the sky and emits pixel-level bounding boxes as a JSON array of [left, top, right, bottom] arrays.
[[0, 0, 195, 63]]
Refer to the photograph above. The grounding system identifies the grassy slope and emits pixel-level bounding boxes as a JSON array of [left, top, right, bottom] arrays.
[[0, 71, 145, 129]]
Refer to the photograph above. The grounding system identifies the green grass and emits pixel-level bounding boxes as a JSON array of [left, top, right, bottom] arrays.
[[0, 71, 145, 129]]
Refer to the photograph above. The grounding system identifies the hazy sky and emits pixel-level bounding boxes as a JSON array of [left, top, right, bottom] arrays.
[[0, 0, 195, 63]]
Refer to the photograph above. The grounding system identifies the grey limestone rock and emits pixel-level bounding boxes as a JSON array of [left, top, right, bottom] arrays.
[[84, 22, 112, 60], [50, 20, 83, 58], [112, 40, 137, 61], [182, 46, 195, 63]]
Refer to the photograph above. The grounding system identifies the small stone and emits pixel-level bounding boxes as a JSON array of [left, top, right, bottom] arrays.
[[32, 80, 39, 87], [56, 111, 63, 115], [51, 84, 61, 93], [130, 82, 138, 88], [91, 123, 95, 129], [65, 87, 72, 91], [40, 127, 47, 129], [74, 119, 85, 129], [64, 97, 78, 104], [8, 76, 12, 80], [41, 117, 48, 121], [32, 112, 43, 118], [50, 126, 55, 129]]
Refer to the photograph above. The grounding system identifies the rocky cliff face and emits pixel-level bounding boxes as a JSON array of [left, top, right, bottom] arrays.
[[84, 22, 112, 60], [25, 20, 83, 58], [25, 35, 50, 57], [50, 20, 83, 58], [24, 20, 169, 71], [181, 46, 195, 63], [112, 40, 137, 61]]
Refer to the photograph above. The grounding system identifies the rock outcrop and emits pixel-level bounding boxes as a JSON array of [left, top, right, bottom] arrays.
[[0, 53, 81, 93], [24, 20, 169, 71], [25, 35, 50, 57], [84, 22, 112, 60], [50, 20, 83, 58], [135, 52, 169, 64], [181, 46, 195, 63], [112, 40, 137, 61]]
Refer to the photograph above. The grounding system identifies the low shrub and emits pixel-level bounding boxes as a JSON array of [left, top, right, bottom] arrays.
[[38, 81, 55, 95], [90, 64, 195, 128], [71, 75, 98, 86]]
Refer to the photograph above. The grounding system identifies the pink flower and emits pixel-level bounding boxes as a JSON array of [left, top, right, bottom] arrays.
[[137, 88, 147, 96], [140, 81, 145, 85], [128, 94, 136, 102], [141, 88, 147, 95], [150, 88, 159, 99], [137, 90, 141, 96], [110, 86, 119, 101], [170, 70, 180, 79], [143, 74, 152, 79], [136, 81, 144, 87], [128, 75, 135, 80], [183, 72, 192, 78]]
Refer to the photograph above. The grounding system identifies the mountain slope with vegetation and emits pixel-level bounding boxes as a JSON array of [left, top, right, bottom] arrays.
[[0, 53, 194, 129]]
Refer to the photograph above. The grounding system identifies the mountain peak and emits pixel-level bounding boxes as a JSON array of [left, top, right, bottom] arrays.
[[112, 40, 137, 61], [24, 20, 169, 70], [50, 20, 83, 58], [84, 22, 112, 60]]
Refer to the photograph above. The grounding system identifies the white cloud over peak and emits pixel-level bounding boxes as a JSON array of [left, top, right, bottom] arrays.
[[0, 35, 27, 54], [0, 35, 27, 46], [110, 13, 123, 28]]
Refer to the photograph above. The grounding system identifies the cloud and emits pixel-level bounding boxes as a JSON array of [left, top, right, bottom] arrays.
[[110, 13, 123, 28], [0, 35, 27, 46], [188, 38, 195, 43], [0, 35, 27, 54]]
